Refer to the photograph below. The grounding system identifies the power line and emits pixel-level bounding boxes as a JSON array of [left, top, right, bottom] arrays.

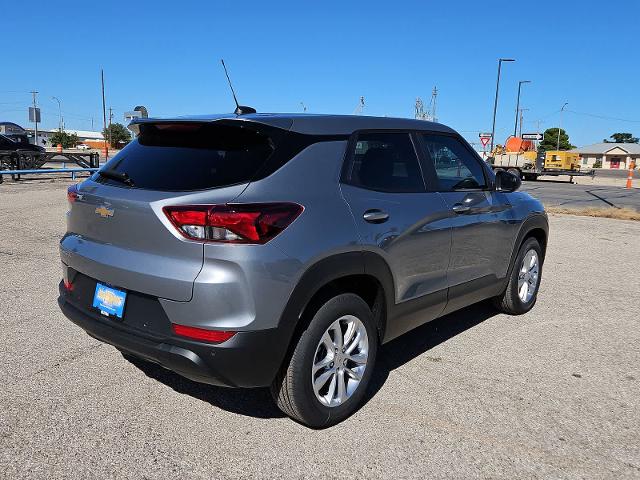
[[565, 109, 640, 123]]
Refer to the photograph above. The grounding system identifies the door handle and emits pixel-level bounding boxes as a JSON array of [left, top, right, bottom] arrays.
[[363, 209, 389, 223], [452, 203, 471, 214]]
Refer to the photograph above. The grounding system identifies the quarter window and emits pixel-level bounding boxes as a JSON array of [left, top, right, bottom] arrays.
[[344, 133, 424, 192], [419, 134, 487, 191]]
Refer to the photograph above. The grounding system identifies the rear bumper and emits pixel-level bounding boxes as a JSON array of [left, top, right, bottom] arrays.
[[58, 284, 288, 388]]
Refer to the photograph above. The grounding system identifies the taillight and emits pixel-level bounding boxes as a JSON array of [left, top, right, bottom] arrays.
[[163, 203, 303, 244], [171, 324, 236, 343], [67, 184, 79, 203]]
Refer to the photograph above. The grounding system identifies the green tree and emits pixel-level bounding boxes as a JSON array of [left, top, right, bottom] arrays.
[[49, 130, 79, 149], [538, 128, 574, 152], [102, 123, 131, 148], [603, 133, 639, 143]]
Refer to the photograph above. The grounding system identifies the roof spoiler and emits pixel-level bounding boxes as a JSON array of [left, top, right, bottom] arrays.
[[127, 116, 293, 136]]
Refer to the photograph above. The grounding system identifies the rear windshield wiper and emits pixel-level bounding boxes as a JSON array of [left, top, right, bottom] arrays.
[[99, 168, 134, 186]]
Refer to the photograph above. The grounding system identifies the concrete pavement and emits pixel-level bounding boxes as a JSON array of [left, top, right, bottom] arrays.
[[1, 179, 639, 479]]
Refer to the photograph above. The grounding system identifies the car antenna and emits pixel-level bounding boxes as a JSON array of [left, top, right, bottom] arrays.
[[220, 59, 256, 115]]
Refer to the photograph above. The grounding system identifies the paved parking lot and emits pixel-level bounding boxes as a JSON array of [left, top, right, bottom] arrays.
[[1, 179, 639, 479], [521, 181, 640, 210]]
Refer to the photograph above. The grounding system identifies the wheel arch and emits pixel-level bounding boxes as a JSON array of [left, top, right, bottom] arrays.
[[507, 213, 549, 277], [275, 251, 395, 374]]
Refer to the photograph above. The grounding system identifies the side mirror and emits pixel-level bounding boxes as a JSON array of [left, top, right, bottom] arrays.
[[495, 170, 521, 192]]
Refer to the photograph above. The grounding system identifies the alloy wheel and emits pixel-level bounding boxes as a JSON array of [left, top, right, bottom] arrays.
[[311, 315, 369, 407], [518, 249, 539, 303]]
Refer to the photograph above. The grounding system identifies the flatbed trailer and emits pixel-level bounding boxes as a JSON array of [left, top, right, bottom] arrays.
[[0, 150, 100, 183], [491, 165, 596, 182], [488, 153, 595, 182]]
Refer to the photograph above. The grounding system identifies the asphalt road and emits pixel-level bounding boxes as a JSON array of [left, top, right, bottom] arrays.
[[1, 180, 639, 479], [521, 180, 640, 210]]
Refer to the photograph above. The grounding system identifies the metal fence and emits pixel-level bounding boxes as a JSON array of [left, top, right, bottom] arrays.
[[0, 151, 100, 183]]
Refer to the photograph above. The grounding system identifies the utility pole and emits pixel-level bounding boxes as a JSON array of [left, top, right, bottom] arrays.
[[101, 69, 108, 161], [415, 98, 426, 120], [353, 96, 365, 115], [30, 91, 39, 146], [519, 108, 529, 137], [429, 86, 438, 122], [51, 96, 63, 131], [490, 58, 515, 154], [535, 119, 544, 150], [108, 107, 114, 152], [513, 80, 531, 137], [556, 102, 568, 151]]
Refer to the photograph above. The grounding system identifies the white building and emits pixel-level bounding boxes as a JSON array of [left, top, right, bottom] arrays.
[[64, 130, 104, 142], [24, 128, 104, 147], [571, 143, 640, 170]]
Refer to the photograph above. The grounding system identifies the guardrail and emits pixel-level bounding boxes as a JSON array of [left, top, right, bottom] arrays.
[[0, 151, 100, 183]]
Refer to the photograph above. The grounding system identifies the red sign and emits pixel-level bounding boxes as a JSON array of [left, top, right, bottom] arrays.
[[479, 136, 491, 147]]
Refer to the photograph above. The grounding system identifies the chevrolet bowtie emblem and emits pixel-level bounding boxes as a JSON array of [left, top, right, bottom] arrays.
[[95, 205, 114, 218]]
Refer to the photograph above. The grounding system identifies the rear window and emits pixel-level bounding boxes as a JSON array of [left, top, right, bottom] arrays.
[[95, 122, 275, 191]]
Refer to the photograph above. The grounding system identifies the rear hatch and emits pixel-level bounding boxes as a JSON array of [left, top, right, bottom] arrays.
[[62, 120, 280, 301]]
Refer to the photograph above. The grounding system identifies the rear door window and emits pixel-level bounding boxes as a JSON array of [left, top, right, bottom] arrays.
[[342, 132, 425, 192], [96, 123, 275, 191]]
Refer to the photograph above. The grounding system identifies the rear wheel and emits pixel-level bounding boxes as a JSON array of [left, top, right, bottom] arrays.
[[271, 293, 378, 428], [493, 237, 543, 314]]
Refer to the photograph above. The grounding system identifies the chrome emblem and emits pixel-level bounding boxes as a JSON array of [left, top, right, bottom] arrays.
[[95, 205, 114, 218]]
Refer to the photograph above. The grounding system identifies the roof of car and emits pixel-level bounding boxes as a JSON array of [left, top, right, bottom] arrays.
[[129, 113, 456, 136]]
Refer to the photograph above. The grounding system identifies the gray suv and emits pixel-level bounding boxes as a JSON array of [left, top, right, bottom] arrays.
[[58, 114, 547, 427]]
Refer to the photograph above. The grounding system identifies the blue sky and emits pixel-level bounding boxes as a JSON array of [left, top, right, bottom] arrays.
[[2, 0, 639, 147]]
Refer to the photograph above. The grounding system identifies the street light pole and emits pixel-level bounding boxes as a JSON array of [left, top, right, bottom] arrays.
[[51, 96, 63, 131], [557, 102, 568, 151], [490, 58, 515, 154], [513, 80, 531, 137]]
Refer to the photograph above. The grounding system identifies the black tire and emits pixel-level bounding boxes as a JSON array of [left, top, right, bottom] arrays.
[[507, 168, 521, 178], [493, 237, 543, 315], [270, 293, 378, 428]]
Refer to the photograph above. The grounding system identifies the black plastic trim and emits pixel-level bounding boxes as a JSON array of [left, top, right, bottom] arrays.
[[58, 281, 289, 388]]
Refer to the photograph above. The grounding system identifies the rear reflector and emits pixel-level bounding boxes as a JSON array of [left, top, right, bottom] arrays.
[[67, 184, 79, 203], [171, 324, 236, 343], [163, 203, 303, 244]]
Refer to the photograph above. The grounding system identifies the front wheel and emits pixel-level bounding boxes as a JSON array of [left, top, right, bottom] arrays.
[[493, 237, 543, 314], [270, 293, 378, 428], [507, 168, 521, 178]]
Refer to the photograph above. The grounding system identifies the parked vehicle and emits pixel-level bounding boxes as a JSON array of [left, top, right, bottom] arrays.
[[0, 133, 45, 153], [58, 113, 548, 427], [76, 143, 91, 150]]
